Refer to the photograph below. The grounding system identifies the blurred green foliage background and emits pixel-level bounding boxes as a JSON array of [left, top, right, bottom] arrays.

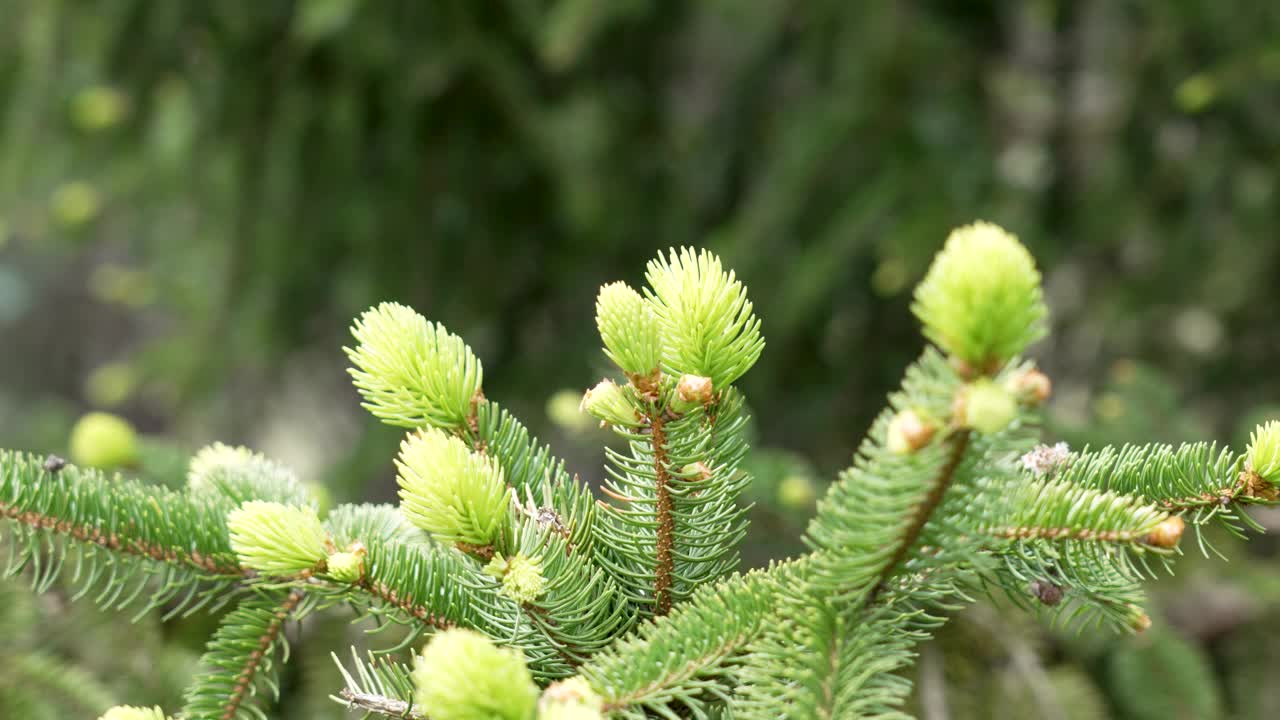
[[3, 1, 1280, 718]]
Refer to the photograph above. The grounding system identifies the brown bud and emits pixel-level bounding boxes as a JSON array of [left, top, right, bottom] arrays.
[[949, 356, 976, 379], [1144, 516, 1185, 549], [1029, 579, 1064, 606], [1132, 612, 1152, 633], [887, 410, 936, 454], [1241, 469, 1280, 501], [628, 368, 663, 400], [1010, 369, 1052, 405], [676, 374, 714, 406], [43, 454, 67, 473], [682, 461, 713, 482]]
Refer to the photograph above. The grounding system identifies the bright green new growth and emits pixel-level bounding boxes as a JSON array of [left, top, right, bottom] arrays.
[[580, 379, 641, 427], [539, 678, 605, 720], [412, 629, 538, 720], [325, 551, 364, 582], [596, 282, 662, 376], [395, 427, 510, 547], [188, 442, 313, 508], [2, 222, 1275, 720], [1247, 419, 1280, 483], [69, 411, 139, 468], [912, 221, 1047, 370], [486, 552, 547, 603], [99, 706, 169, 720], [960, 379, 1019, 434], [347, 302, 484, 429], [227, 501, 329, 574], [645, 247, 764, 388]]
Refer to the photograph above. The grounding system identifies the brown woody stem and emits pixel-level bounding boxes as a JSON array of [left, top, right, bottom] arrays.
[[650, 412, 675, 615], [221, 590, 303, 720], [868, 430, 972, 604]]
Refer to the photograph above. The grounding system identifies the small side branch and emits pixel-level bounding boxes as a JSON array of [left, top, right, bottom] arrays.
[[868, 430, 972, 604], [338, 689, 427, 720], [222, 590, 303, 720], [1157, 469, 1279, 512], [1, 501, 243, 575]]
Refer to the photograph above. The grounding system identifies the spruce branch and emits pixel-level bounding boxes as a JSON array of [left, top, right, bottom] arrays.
[[868, 430, 972, 605], [581, 564, 795, 717], [595, 388, 753, 616], [181, 590, 303, 720], [1050, 442, 1275, 547], [0, 451, 248, 619], [5, 225, 1276, 719]]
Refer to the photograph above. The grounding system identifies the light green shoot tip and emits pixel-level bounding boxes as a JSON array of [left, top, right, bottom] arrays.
[[645, 247, 764, 389], [395, 428, 511, 547], [912, 221, 1047, 372], [227, 501, 329, 575], [1247, 420, 1280, 484], [413, 629, 538, 720], [346, 302, 483, 430]]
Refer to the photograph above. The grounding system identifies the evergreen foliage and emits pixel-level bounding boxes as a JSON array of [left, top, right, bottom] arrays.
[[1, 225, 1276, 718]]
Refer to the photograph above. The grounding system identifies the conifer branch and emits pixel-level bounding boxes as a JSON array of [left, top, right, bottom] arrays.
[[182, 591, 303, 720], [868, 430, 972, 604], [220, 590, 303, 720], [4, 229, 1275, 719], [1, 499, 242, 576]]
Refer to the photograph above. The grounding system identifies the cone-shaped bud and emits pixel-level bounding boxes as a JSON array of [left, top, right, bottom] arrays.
[[1029, 580, 1064, 607], [671, 374, 714, 413], [886, 409, 936, 454], [412, 629, 538, 720], [69, 411, 139, 469], [1246, 420, 1280, 485], [677, 374, 714, 405], [396, 428, 510, 546], [1144, 516, 1185, 549], [539, 677, 605, 720], [957, 380, 1018, 434], [645, 247, 764, 389], [596, 282, 662, 376], [912, 222, 1047, 369], [99, 706, 168, 720], [227, 501, 329, 575], [325, 550, 365, 583], [486, 552, 546, 604], [346, 302, 483, 429], [580, 379, 641, 428], [1131, 612, 1153, 633], [1008, 368, 1052, 405]]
